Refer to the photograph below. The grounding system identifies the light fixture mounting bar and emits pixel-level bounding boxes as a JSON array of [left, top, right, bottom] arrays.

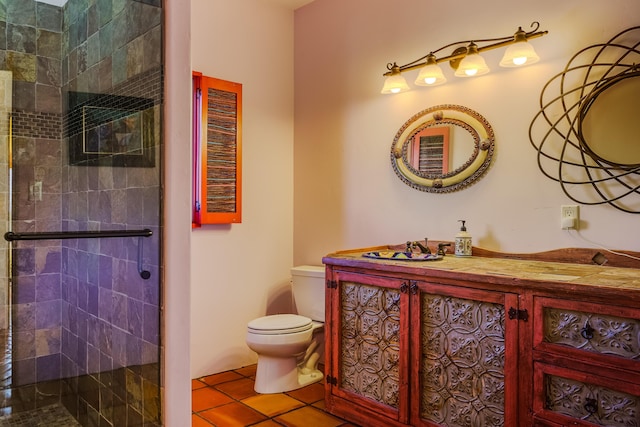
[[383, 22, 548, 77]]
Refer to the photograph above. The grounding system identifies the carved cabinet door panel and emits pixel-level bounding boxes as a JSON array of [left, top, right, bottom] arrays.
[[411, 281, 520, 427], [326, 270, 411, 426]]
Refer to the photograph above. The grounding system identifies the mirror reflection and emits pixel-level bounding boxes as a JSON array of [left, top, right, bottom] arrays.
[[406, 123, 477, 174], [391, 105, 495, 193], [579, 74, 640, 167]]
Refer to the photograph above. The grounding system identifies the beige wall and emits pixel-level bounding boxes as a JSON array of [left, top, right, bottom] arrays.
[[293, 0, 640, 265], [165, 0, 192, 424], [190, 0, 296, 378], [182, 0, 640, 402]]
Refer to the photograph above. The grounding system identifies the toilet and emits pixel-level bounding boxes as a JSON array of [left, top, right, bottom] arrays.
[[246, 265, 325, 394]]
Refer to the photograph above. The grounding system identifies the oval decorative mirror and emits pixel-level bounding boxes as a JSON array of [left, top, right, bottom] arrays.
[[529, 26, 640, 213], [391, 104, 495, 193]]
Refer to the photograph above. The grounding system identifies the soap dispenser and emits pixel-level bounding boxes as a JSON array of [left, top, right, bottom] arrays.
[[455, 220, 472, 257]]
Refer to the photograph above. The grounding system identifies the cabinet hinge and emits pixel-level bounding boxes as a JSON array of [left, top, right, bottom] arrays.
[[326, 280, 337, 289], [508, 307, 529, 322], [410, 281, 419, 295], [326, 375, 337, 385]]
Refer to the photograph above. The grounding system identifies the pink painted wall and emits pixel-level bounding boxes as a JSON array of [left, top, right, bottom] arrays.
[[294, 0, 640, 265]]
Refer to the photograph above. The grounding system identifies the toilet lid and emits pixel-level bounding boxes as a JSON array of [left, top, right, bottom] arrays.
[[248, 314, 312, 335]]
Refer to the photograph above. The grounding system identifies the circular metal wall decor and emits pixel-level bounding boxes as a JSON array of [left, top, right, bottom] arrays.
[[391, 104, 495, 193], [529, 26, 640, 213]]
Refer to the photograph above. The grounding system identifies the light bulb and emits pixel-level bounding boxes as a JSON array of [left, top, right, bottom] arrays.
[[414, 56, 446, 87], [381, 72, 410, 94], [500, 40, 540, 67], [512, 56, 527, 66], [454, 43, 490, 77]]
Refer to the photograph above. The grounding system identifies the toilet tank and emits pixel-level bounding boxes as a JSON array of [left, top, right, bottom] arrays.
[[291, 265, 325, 322]]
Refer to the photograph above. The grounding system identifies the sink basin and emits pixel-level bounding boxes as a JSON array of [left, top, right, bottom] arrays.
[[362, 251, 442, 261]]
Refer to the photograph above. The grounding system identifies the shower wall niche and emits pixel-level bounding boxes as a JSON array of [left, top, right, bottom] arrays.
[[1, 0, 163, 426]]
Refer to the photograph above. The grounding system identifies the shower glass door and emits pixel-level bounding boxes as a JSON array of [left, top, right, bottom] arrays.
[[0, 1, 163, 425]]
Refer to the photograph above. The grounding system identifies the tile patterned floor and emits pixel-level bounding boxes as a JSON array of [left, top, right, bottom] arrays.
[[192, 365, 359, 427], [0, 403, 80, 426]]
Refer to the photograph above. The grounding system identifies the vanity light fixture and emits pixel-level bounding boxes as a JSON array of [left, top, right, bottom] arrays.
[[381, 22, 548, 94]]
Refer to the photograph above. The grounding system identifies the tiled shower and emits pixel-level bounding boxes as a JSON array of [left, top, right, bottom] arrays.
[[0, 0, 163, 425]]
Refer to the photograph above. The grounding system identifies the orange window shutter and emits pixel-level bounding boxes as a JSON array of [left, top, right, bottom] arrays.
[[197, 76, 242, 224]]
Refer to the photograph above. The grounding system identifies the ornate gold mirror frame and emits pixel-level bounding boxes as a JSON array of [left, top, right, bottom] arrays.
[[391, 104, 495, 193], [529, 26, 640, 213]]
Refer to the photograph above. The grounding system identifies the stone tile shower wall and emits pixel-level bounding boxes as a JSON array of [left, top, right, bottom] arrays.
[[0, 0, 163, 425], [2, 0, 66, 405], [59, 0, 162, 426]]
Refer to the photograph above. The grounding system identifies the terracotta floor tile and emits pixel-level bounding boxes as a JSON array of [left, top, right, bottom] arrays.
[[199, 402, 267, 427], [251, 421, 284, 427], [192, 379, 208, 390], [192, 413, 214, 427], [274, 406, 345, 427], [201, 370, 244, 386], [193, 364, 359, 427], [286, 382, 325, 404], [214, 377, 259, 400], [234, 364, 257, 378], [312, 399, 325, 410], [242, 393, 305, 417], [192, 387, 235, 412]]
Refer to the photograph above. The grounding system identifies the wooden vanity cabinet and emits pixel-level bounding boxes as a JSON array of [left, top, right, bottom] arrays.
[[323, 246, 640, 427]]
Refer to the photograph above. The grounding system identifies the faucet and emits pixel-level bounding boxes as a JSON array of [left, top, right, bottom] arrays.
[[406, 239, 431, 254], [437, 243, 451, 256]]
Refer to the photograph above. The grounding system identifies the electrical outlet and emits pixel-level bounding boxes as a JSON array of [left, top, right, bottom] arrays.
[[561, 205, 579, 229]]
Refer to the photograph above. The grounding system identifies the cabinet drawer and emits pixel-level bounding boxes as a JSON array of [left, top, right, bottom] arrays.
[[533, 362, 640, 427], [534, 297, 640, 366]]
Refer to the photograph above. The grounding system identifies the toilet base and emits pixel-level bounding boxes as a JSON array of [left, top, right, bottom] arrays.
[[253, 355, 323, 394]]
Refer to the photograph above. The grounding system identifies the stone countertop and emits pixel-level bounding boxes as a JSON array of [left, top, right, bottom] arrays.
[[323, 245, 640, 293]]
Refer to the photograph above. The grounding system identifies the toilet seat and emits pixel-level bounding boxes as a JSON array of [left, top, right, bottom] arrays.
[[248, 314, 312, 335]]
